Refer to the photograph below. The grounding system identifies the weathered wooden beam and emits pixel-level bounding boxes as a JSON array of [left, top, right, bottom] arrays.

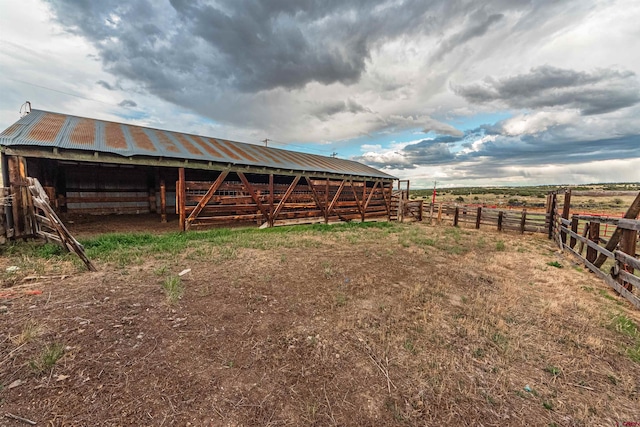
[[326, 179, 346, 216], [475, 207, 482, 229], [363, 181, 380, 213], [619, 228, 638, 291], [272, 175, 301, 221], [178, 168, 186, 231], [586, 222, 600, 264], [160, 179, 167, 223], [269, 173, 274, 227], [185, 170, 229, 229], [594, 191, 640, 267], [305, 176, 326, 218], [237, 172, 269, 223], [520, 209, 527, 234], [349, 180, 364, 219], [569, 216, 578, 248]]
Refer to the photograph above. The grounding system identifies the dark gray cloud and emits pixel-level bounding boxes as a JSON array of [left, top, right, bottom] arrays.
[[454, 66, 640, 115], [118, 99, 137, 107], [431, 11, 504, 62], [96, 80, 114, 90], [311, 99, 372, 120]]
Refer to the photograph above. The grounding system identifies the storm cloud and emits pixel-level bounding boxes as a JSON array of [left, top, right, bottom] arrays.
[[454, 66, 640, 115]]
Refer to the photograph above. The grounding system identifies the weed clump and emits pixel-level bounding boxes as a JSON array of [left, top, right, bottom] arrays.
[[162, 276, 183, 303]]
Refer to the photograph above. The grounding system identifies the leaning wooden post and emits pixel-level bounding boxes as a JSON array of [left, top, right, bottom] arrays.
[[547, 194, 556, 239], [619, 227, 638, 291], [475, 207, 482, 229], [453, 206, 459, 227], [178, 168, 186, 232], [561, 190, 571, 244], [160, 179, 167, 223], [497, 211, 503, 232], [586, 222, 600, 264], [569, 216, 578, 248], [520, 209, 527, 234]]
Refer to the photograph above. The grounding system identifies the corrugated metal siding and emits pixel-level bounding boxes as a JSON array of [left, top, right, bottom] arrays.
[[0, 110, 395, 179]]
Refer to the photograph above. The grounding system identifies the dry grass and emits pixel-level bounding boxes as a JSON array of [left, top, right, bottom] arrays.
[[0, 222, 639, 425]]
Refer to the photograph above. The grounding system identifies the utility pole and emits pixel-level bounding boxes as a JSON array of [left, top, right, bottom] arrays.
[[330, 151, 338, 158], [262, 138, 270, 147]]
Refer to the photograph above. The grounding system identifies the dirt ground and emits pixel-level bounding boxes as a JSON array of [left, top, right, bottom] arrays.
[[1, 221, 639, 426]]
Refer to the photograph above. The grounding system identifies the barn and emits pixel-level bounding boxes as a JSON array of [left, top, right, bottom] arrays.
[[0, 109, 397, 239]]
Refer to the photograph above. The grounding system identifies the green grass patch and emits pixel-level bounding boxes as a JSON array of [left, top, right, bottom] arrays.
[[30, 343, 64, 374], [162, 275, 184, 303], [495, 240, 506, 251], [546, 261, 562, 268]]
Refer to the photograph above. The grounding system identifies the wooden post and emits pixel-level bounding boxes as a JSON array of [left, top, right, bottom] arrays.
[[269, 174, 275, 227], [586, 222, 600, 264], [619, 228, 637, 291], [325, 178, 329, 224], [453, 206, 459, 227], [569, 216, 578, 248], [418, 200, 423, 222], [561, 190, 571, 244], [520, 209, 527, 234], [547, 194, 556, 239], [497, 211, 503, 232], [160, 179, 167, 223], [437, 203, 442, 223], [178, 167, 185, 231], [475, 207, 482, 229], [576, 223, 589, 256]]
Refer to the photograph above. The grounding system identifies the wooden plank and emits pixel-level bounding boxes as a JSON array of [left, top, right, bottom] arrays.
[[561, 225, 615, 259], [561, 190, 571, 244], [565, 245, 640, 309], [618, 218, 640, 231], [349, 180, 364, 218], [185, 170, 229, 229], [595, 191, 640, 267], [615, 251, 640, 271], [572, 215, 620, 225], [304, 176, 326, 218], [618, 270, 640, 290], [272, 175, 301, 221], [237, 172, 269, 223], [326, 179, 346, 217]]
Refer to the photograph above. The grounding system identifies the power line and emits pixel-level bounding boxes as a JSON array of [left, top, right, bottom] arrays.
[[6, 77, 119, 107]]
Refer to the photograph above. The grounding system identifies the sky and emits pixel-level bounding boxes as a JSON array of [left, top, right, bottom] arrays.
[[1, 0, 639, 188]]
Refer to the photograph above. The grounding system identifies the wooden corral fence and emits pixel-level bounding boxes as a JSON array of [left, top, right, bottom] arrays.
[[177, 169, 394, 230], [551, 190, 640, 308], [417, 202, 550, 234]]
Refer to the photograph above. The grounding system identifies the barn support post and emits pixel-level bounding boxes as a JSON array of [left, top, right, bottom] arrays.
[[561, 190, 571, 244], [160, 179, 167, 223], [324, 179, 330, 224], [269, 174, 274, 227], [178, 167, 186, 231]]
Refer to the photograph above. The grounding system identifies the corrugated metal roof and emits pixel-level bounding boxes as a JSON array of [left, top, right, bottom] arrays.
[[0, 110, 395, 179]]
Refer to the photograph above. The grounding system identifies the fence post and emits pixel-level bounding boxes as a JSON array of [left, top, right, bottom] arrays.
[[547, 193, 556, 239], [520, 209, 527, 234], [497, 211, 503, 232], [569, 216, 578, 248], [178, 167, 186, 232], [475, 207, 482, 229], [453, 206, 459, 227], [561, 190, 571, 244], [437, 203, 442, 223], [419, 200, 424, 222], [586, 222, 600, 264], [619, 228, 638, 291]]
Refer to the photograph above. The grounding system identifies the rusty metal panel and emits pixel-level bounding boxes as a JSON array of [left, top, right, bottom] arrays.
[[0, 109, 396, 179]]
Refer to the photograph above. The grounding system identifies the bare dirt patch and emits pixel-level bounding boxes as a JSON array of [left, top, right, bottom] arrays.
[[1, 223, 639, 426]]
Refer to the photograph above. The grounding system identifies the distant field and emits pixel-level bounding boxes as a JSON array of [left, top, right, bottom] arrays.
[[411, 183, 640, 215]]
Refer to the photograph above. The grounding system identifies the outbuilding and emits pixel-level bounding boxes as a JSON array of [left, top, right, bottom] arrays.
[[0, 108, 397, 239]]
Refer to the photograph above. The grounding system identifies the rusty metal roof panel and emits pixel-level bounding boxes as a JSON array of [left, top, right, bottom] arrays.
[[0, 109, 395, 179]]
